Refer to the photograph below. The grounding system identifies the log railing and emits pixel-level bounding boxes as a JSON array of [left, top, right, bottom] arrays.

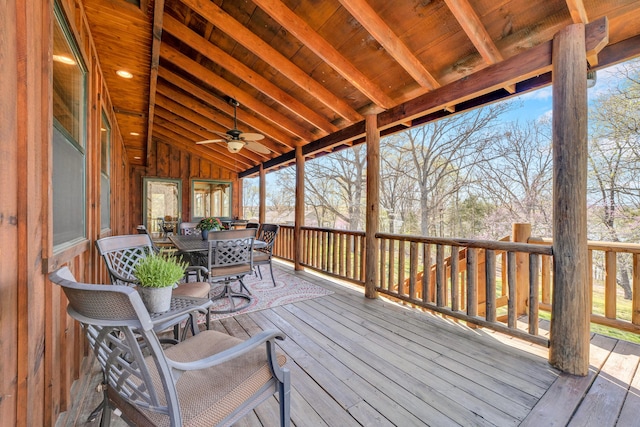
[[273, 224, 640, 343], [376, 233, 552, 346], [273, 225, 366, 284], [531, 237, 640, 334]]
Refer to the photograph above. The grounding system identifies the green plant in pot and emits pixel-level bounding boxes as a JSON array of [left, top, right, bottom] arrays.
[[196, 217, 223, 240], [134, 251, 187, 313]]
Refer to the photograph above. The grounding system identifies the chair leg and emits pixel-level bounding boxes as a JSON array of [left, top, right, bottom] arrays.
[[279, 370, 291, 427], [269, 261, 276, 287]]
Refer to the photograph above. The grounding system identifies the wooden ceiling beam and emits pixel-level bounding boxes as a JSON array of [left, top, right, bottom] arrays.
[[566, 0, 589, 24], [444, 0, 503, 64], [145, 0, 164, 166], [337, 0, 439, 90], [158, 67, 299, 149], [179, 0, 362, 124], [153, 125, 242, 172], [379, 17, 609, 129], [160, 44, 317, 142], [162, 15, 338, 134], [154, 109, 260, 167], [251, 0, 395, 109], [155, 93, 280, 157]]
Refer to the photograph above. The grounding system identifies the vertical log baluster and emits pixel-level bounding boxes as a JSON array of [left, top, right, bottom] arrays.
[[529, 254, 540, 335], [467, 247, 478, 317], [485, 249, 496, 322], [398, 240, 406, 296], [423, 243, 431, 303], [409, 241, 418, 300], [508, 251, 517, 329], [605, 250, 616, 319], [451, 246, 459, 311], [436, 244, 445, 307]]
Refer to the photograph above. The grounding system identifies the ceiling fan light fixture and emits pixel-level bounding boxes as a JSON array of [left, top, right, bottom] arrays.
[[227, 140, 244, 153]]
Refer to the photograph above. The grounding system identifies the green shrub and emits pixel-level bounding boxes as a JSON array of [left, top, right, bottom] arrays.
[[134, 252, 187, 288]]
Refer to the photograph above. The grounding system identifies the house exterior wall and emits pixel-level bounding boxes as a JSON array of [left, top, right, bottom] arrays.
[[0, 1, 239, 423]]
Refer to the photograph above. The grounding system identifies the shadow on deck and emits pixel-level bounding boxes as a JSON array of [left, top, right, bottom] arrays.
[[59, 262, 640, 426]]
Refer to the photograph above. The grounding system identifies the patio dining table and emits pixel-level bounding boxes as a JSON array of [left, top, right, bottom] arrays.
[[169, 234, 266, 253]]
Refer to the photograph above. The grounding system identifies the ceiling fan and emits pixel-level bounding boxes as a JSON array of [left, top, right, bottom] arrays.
[[196, 98, 270, 154]]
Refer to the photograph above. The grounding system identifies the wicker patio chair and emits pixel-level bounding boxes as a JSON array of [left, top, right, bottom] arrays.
[[254, 224, 280, 287], [96, 234, 212, 336], [49, 267, 291, 427]]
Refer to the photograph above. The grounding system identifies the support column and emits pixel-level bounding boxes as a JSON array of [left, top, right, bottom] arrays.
[[365, 114, 379, 299], [294, 146, 305, 271], [549, 23, 590, 375], [259, 164, 266, 223]]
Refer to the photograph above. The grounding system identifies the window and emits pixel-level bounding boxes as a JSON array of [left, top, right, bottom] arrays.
[[52, 3, 87, 248], [192, 180, 232, 220], [143, 178, 181, 236], [100, 111, 110, 230]]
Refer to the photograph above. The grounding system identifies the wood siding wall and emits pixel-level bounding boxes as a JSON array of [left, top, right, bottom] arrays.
[[1, 0, 130, 425], [129, 139, 238, 229]]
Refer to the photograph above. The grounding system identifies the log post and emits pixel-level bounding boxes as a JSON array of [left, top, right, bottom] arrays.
[[294, 146, 304, 271], [512, 223, 531, 315], [365, 114, 379, 299], [258, 163, 266, 223], [549, 23, 590, 375]]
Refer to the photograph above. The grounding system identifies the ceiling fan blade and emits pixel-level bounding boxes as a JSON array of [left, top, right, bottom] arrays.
[[240, 132, 264, 141], [195, 139, 225, 145], [245, 140, 270, 154]]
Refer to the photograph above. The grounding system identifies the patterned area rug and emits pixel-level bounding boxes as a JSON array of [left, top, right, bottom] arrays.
[[202, 267, 334, 322]]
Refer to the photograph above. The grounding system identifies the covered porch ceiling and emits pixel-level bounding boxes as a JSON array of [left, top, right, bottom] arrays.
[[83, 0, 640, 175]]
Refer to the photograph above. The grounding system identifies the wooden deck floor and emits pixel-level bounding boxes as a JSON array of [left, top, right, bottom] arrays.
[[60, 264, 640, 426]]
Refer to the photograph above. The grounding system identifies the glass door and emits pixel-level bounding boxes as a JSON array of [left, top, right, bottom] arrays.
[[143, 178, 181, 238]]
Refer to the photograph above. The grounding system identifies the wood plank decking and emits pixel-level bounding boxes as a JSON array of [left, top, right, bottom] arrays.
[[60, 264, 640, 426]]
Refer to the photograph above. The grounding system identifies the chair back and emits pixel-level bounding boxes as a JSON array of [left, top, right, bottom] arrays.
[[257, 224, 280, 254], [178, 222, 199, 236], [49, 267, 182, 425], [96, 234, 156, 286], [207, 231, 255, 281]]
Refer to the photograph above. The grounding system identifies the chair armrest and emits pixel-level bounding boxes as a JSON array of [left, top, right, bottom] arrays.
[[167, 329, 285, 374], [148, 296, 213, 326], [184, 265, 208, 282]]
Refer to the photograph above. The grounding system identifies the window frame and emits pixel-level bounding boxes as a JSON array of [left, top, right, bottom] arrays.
[[191, 179, 233, 221]]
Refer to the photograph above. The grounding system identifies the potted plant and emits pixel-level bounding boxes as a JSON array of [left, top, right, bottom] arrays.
[[134, 251, 187, 313], [196, 217, 223, 240]]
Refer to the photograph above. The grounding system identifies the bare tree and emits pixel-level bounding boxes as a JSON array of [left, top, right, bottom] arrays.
[[587, 59, 640, 299], [242, 178, 259, 220], [477, 118, 554, 237], [380, 135, 420, 233], [397, 104, 508, 236]]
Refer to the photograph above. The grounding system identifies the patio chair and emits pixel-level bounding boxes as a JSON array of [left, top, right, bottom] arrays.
[[207, 229, 256, 313], [96, 234, 212, 336], [246, 222, 260, 229], [254, 224, 280, 287], [178, 221, 199, 236], [49, 267, 290, 427]]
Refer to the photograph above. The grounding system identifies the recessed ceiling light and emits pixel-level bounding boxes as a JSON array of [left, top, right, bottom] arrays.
[[53, 54, 75, 65], [100, 128, 106, 132], [116, 70, 133, 79], [129, 132, 140, 136], [134, 156, 141, 160]]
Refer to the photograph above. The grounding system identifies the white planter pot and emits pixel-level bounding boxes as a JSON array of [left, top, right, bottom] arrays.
[[138, 285, 173, 313]]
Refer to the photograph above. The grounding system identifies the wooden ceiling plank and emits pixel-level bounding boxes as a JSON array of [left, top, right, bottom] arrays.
[[155, 93, 275, 159], [145, 0, 165, 166], [251, 0, 395, 109], [337, 0, 439, 90], [566, 0, 589, 24], [160, 43, 316, 142], [158, 67, 298, 149], [180, 0, 362, 123], [154, 125, 241, 172], [162, 15, 337, 134]]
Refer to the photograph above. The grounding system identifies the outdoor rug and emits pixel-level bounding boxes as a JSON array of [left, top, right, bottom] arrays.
[[201, 267, 334, 322]]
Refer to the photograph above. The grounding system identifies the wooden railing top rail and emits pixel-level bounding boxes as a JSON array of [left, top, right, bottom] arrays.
[[531, 236, 640, 254], [376, 232, 553, 255], [300, 225, 365, 237]]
